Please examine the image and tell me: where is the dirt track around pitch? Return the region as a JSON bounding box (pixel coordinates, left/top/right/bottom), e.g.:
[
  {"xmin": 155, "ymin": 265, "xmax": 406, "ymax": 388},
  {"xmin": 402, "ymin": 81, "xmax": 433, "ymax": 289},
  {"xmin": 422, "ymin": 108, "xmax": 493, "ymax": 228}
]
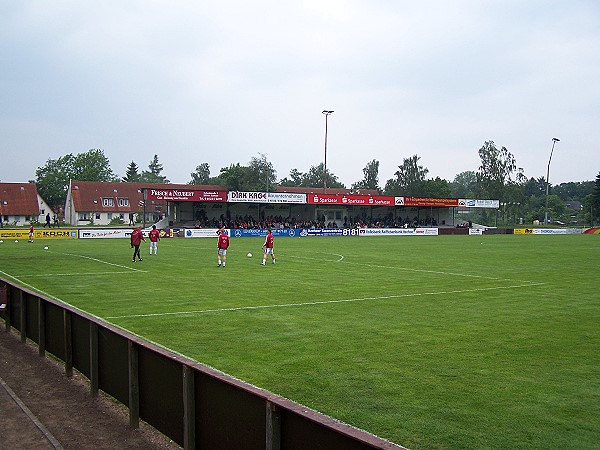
[{"xmin": 0, "ymin": 326, "xmax": 181, "ymax": 450}]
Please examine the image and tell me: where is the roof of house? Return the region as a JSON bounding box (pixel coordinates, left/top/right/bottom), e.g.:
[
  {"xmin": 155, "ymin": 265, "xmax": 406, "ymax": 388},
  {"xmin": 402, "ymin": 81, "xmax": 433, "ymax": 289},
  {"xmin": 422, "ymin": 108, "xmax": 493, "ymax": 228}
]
[
  {"xmin": 275, "ymin": 186, "xmax": 380, "ymax": 196},
  {"xmin": 0, "ymin": 182, "xmax": 41, "ymax": 216},
  {"xmin": 68, "ymin": 181, "xmax": 227, "ymax": 212}
]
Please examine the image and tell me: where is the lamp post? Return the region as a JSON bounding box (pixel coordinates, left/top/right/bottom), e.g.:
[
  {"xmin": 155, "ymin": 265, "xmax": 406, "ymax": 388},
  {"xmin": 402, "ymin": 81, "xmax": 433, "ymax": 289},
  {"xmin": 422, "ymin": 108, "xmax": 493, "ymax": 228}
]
[
  {"xmin": 322, "ymin": 110, "xmax": 334, "ymax": 190},
  {"xmin": 544, "ymin": 137, "xmax": 560, "ymax": 225}
]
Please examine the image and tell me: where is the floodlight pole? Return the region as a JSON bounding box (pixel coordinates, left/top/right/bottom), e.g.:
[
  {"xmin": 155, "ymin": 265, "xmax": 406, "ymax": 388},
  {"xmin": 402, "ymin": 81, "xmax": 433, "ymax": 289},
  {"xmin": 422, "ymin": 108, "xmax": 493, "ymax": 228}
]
[
  {"xmin": 322, "ymin": 110, "xmax": 334, "ymax": 191},
  {"xmin": 544, "ymin": 138, "xmax": 560, "ymax": 225}
]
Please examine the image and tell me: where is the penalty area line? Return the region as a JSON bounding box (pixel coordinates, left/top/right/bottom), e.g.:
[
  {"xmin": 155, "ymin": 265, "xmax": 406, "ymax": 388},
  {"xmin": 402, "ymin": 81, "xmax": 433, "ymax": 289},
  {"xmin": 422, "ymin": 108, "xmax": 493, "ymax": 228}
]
[
  {"xmin": 16, "ymin": 271, "xmax": 147, "ymax": 277},
  {"xmin": 54, "ymin": 252, "xmax": 143, "ymax": 272},
  {"xmin": 106, "ymin": 282, "xmax": 545, "ymax": 319}
]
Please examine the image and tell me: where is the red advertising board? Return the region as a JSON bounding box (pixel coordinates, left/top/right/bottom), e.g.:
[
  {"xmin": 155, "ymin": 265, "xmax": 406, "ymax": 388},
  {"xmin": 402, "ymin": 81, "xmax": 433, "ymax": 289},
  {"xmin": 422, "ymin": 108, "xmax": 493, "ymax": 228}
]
[
  {"xmin": 145, "ymin": 189, "xmax": 227, "ymax": 202},
  {"xmin": 307, "ymin": 194, "xmax": 395, "ymax": 206}
]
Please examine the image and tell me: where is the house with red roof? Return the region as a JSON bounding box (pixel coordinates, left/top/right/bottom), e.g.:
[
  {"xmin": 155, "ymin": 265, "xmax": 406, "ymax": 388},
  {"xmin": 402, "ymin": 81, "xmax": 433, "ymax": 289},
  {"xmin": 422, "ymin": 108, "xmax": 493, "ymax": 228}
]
[
  {"xmin": 63, "ymin": 180, "xmax": 227, "ymax": 226},
  {"xmin": 64, "ymin": 181, "xmax": 166, "ymax": 226},
  {"xmin": 0, "ymin": 182, "xmax": 54, "ymax": 227}
]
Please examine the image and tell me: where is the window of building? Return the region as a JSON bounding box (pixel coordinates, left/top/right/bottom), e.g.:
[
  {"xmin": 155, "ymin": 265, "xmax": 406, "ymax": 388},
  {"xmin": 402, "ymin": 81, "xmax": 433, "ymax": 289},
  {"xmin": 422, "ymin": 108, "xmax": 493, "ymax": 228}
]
[
  {"xmin": 79, "ymin": 213, "xmax": 89, "ymax": 221},
  {"xmin": 95, "ymin": 213, "xmax": 101, "ymax": 220},
  {"xmin": 117, "ymin": 197, "xmax": 129, "ymax": 207},
  {"xmin": 107, "ymin": 213, "xmax": 113, "ymax": 220},
  {"xmin": 102, "ymin": 197, "xmax": 114, "ymax": 207}
]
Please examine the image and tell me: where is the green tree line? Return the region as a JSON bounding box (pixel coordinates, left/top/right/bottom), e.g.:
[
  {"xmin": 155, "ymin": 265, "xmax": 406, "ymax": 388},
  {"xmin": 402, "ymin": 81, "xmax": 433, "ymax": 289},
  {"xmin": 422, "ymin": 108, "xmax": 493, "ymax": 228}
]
[{"xmin": 28, "ymin": 144, "xmax": 600, "ymax": 226}]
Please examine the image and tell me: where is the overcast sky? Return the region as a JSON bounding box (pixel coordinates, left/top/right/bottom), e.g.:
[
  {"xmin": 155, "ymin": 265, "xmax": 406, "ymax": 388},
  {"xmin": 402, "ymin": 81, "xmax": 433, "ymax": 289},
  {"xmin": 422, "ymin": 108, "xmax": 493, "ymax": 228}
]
[{"xmin": 1, "ymin": 1, "xmax": 599, "ymax": 189}]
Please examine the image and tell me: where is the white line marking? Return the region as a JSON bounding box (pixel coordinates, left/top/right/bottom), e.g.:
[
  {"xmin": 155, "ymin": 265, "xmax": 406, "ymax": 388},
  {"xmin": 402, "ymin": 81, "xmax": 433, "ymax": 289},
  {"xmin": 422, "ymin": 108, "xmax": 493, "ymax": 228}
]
[
  {"xmin": 289, "ymin": 254, "xmax": 345, "ymax": 263},
  {"xmin": 17, "ymin": 271, "xmax": 144, "ymax": 277},
  {"xmin": 289, "ymin": 255, "xmax": 514, "ymax": 281},
  {"xmin": 57, "ymin": 252, "xmax": 143, "ymax": 272},
  {"xmin": 0, "ymin": 270, "xmax": 67, "ymax": 303},
  {"xmin": 106, "ymin": 282, "xmax": 545, "ymax": 319}
]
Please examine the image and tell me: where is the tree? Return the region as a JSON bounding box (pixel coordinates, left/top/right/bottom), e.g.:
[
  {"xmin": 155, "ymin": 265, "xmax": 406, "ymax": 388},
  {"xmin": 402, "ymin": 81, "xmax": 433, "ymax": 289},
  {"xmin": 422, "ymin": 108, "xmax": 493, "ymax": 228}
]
[
  {"xmin": 383, "ymin": 155, "xmax": 428, "ymax": 196},
  {"xmin": 419, "ymin": 177, "xmax": 452, "ymax": 198},
  {"xmin": 450, "ymin": 171, "xmax": 477, "ymax": 198},
  {"xmin": 140, "ymin": 155, "xmax": 170, "ymax": 184},
  {"xmin": 591, "ymin": 171, "xmax": 600, "ymax": 223},
  {"xmin": 476, "ymin": 141, "xmax": 523, "ymax": 201},
  {"xmin": 72, "ymin": 150, "xmax": 117, "ymax": 182},
  {"xmin": 123, "ymin": 161, "xmax": 141, "ymax": 182},
  {"xmin": 189, "ymin": 163, "xmax": 211, "ymax": 185},
  {"xmin": 216, "ymin": 163, "xmax": 252, "ymax": 191},
  {"xmin": 552, "ymin": 181, "xmax": 595, "ymax": 201},
  {"xmin": 304, "ymin": 163, "xmax": 345, "ymax": 188},
  {"xmin": 279, "ymin": 169, "xmax": 304, "ymax": 187},
  {"xmin": 248, "ymin": 153, "xmax": 276, "ymax": 192},
  {"xmin": 351, "ymin": 159, "xmax": 379, "ymax": 192},
  {"xmin": 36, "ymin": 149, "xmax": 117, "ymax": 207},
  {"xmin": 277, "ymin": 165, "xmax": 344, "ymax": 189},
  {"xmin": 36, "ymin": 154, "xmax": 75, "ymax": 207}
]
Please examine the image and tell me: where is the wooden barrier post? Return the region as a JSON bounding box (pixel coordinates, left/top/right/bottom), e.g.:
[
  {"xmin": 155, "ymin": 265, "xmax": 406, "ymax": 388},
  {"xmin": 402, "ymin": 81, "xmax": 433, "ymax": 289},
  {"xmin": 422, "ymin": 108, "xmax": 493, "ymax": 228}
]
[
  {"xmin": 183, "ymin": 365, "xmax": 196, "ymax": 450},
  {"xmin": 38, "ymin": 298, "xmax": 45, "ymax": 357},
  {"xmin": 266, "ymin": 400, "xmax": 281, "ymax": 450},
  {"xmin": 63, "ymin": 310, "xmax": 73, "ymax": 378},
  {"xmin": 19, "ymin": 290, "xmax": 26, "ymax": 342},
  {"xmin": 89, "ymin": 322, "xmax": 99, "ymax": 397}
]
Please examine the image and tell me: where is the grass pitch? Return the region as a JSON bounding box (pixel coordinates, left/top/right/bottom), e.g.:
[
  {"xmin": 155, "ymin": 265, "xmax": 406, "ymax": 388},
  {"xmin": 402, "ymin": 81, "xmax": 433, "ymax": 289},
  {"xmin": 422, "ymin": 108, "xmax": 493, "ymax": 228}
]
[{"xmin": 1, "ymin": 234, "xmax": 599, "ymax": 449}]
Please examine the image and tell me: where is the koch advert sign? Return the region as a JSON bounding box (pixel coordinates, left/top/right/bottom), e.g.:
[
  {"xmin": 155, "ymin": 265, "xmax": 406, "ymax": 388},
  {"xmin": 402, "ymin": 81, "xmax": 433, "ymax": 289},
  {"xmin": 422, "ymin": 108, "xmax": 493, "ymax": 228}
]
[
  {"xmin": 307, "ymin": 194, "xmax": 395, "ymax": 206},
  {"xmin": 146, "ymin": 189, "xmax": 227, "ymax": 202}
]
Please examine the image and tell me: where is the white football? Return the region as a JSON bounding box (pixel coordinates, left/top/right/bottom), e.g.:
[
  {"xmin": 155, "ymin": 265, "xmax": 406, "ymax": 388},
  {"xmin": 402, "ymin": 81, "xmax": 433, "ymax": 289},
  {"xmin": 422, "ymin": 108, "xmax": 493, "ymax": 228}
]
[
  {"xmin": 44, "ymin": 246, "xmax": 49, "ymax": 250},
  {"xmin": 14, "ymin": 240, "xmax": 18, "ymax": 243},
  {"xmin": 0, "ymin": 240, "xmax": 3, "ymax": 243},
  {"xmin": 247, "ymin": 252, "xmax": 252, "ymax": 257}
]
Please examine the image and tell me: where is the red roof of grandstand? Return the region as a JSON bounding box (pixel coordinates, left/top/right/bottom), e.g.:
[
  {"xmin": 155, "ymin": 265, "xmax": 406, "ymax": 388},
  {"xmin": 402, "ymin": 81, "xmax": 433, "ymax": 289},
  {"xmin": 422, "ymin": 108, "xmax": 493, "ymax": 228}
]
[{"xmin": 0, "ymin": 182, "xmax": 40, "ymax": 215}]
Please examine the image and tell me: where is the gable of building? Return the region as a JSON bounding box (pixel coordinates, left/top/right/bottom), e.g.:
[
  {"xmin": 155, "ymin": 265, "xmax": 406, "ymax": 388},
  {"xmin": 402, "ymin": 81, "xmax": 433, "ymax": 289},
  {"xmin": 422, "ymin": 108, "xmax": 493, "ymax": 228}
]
[{"xmin": 0, "ymin": 182, "xmax": 41, "ymax": 216}]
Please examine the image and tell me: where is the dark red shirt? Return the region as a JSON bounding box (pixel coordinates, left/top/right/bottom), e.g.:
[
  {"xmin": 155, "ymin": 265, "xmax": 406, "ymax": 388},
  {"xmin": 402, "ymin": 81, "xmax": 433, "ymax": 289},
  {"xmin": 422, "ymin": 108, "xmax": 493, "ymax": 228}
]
[
  {"xmin": 131, "ymin": 229, "xmax": 144, "ymax": 246},
  {"xmin": 217, "ymin": 233, "xmax": 229, "ymax": 250},
  {"xmin": 264, "ymin": 233, "xmax": 274, "ymax": 248},
  {"xmin": 149, "ymin": 229, "xmax": 160, "ymax": 242}
]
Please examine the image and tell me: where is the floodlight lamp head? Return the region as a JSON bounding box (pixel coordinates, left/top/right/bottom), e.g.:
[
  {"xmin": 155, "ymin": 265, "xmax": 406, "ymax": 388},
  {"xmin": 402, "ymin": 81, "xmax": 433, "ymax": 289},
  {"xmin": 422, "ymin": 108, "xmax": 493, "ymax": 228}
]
[
  {"xmin": 552, "ymin": 137, "xmax": 560, "ymax": 142},
  {"xmin": 322, "ymin": 110, "xmax": 334, "ymax": 115}
]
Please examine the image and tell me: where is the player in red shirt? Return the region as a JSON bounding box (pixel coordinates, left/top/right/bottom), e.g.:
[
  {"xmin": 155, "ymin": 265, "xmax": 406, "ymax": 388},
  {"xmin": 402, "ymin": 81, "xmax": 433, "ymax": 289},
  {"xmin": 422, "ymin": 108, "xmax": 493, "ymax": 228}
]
[
  {"xmin": 217, "ymin": 227, "xmax": 229, "ymax": 267},
  {"xmin": 261, "ymin": 228, "xmax": 275, "ymax": 265},
  {"xmin": 130, "ymin": 226, "xmax": 145, "ymax": 262},
  {"xmin": 28, "ymin": 223, "xmax": 34, "ymax": 243},
  {"xmin": 148, "ymin": 225, "xmax": 160, "ymax": 255}
]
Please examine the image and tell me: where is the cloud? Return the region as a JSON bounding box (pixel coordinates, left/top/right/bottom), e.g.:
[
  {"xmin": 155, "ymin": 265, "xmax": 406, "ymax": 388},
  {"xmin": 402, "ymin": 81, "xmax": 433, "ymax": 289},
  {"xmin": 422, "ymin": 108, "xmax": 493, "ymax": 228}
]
[{"xmin": 1, "ymin": 1, "xmax": 599, "ymax": 187}]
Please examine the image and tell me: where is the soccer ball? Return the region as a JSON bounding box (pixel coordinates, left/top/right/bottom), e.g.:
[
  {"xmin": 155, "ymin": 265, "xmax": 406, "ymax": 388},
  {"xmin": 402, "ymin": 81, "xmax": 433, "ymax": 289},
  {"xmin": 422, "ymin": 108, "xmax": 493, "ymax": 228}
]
[
  {"xmin": 247, "ymin": 252, "xmax": 253, "ymax": 258},
  {"xmin": 0, "ymin": 240, "xmax": 3, "ymax": 244},
  {"xmin": 44, "ymin": 246, "xmax": 49, "ymax": 250},
  {"xmin": 14, "ymin": 240, "xmax": 18, "ymax": 243}
]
